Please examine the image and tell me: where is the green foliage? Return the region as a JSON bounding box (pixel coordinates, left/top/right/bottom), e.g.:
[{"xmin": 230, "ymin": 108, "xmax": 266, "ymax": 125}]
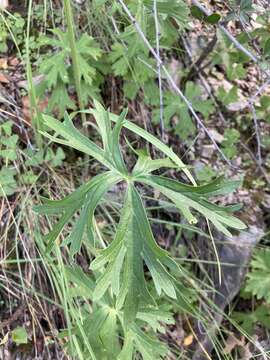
[
  {"xmin": 256, "ymin": 95, "xmax": 270, "ymax": 123},
  {"xmin": 37, "ymin": 29, "xmax": 102, "ymax": 116},
  {"xmin": 195, "ymin": 165, "xmax": 217, "ymax": 183},
  {"xmin": 233, "ymin": 305, "xmax": 270, "ymax": 335},
  {"xmin": 11, "ymin": 327, "xmax": 28, "ymax": 345},
  {"xmin": 61, "ymin": 265, "xmax": 174, "ymax": 360},
  {"xmin": 245, "ymin": 249, "xmax": 270, "ymax": 303},
  {"xmin": 0, "ymin": 167, "xmax": 17, "ymax": 197},
  {"xmin": 0, "ymin": 12, "xmax": 25, "ymax": 53},
  {"xmin": 0, "ymin": 121, "xmax": 18, "ymax": 162},
  {"xmin": 227, "ymin": 63, "xmax": 246, "ymax": 81},
  {"xmin": 217, "ymin": 86, "xmax": 239, "ymax": 106},
  {"xmin": 0, "ymin": 121, "xmax": 18, "ymax": 196},
  {"xmin": 107, "ymin": 0, "xmax": 191, "ymax": 134},
  {"xmin": 226, "ymin": 0, "xmax": 254, "ymax": 23},
  {"xmin": 221, "ymin": 128, "xmax": 240, "ymax": 159},
  {"xmin": 5, "ymin": 1, "xmax": 270, "ymax": 357},
  {"xmin": 212, "ymin": 30, "xmax": 250, "ymax": 83},
  {"xmin": 24, "ymin": 147, "xmax": 65, "ymax": 167},
  {"xmin": 0, "ymin": 119, "xmax": 66, "ymax": 195},
  {"xmin": 160, "ymin": 82, "xmax": 214, "ymax": 140},
  {"xmin": 191, "ymin": 5, "xmax": 221, "ymax": 24},
  {"xmin": 34, "ymin": 102, "xmax": 246, "ymax": 359}
]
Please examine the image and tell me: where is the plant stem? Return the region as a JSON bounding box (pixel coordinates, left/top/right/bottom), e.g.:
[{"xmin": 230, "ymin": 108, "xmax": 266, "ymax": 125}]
[
  {"xmin": 63, "ymin": 0, "xmax": 87, "ymax": 128},
  {"xmin": 63, "ymin": 0, "xmax": 89, "ymax": 178},
  {"xmin": 26, "ymin": 0, "xmax": 43, "ymax": 149}
]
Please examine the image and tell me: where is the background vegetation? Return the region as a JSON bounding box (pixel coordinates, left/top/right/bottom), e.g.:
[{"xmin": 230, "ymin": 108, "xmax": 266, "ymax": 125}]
[{"xmin": 0, "ymin": 0, "xmax": 270, "ymax": 359}]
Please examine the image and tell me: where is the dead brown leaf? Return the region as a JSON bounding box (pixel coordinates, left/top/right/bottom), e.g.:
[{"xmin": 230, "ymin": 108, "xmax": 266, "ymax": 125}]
[
  {"xmin": 9, "ymin": 57, "xmax": 20, "ymax": 67},
  {"xmin": 0, "ymin": 58, "xmax": 8, "ymax": 70},
  {"xmin": 0, "ymin": 72, "xmax": 9, "ymax": 83},
  {"xmin": 224, "ymin": 334, "xmax": 253, "ymax": 360},
  {"xmin": 183, "ymin": 334, "xmax": 194, "ymax": 346},
  {"xmin": 22, "ymin": 96, "xmax": 49, "ymax": 124},
  {"xmin": 224, "ymin": 334, "xmax": 244, "ymax": 354}
]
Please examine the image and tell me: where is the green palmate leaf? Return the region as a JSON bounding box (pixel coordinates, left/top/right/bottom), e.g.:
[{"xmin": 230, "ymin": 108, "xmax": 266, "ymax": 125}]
[
  {"xmin": 0, "ymin": 134, "xmax": 18, "ymax": 162},
  {"xmin": 132, "ymin": 149, "xmax": 176, "ymax": 176},
  {"xmin": 119, "ymin": 324, "xmax": 168, "ymax": 360},
  {"xmin": 137, "ymin": 174, "xmax": 241, "ymax": 197},
  {"xmin": 42, "ymin": 105, "xmax": 129, "ymax": 175},
  {"xmin": 217, "ymin": 86, "xmax": 239, "ymax": 106},
  {"xmin": 47, "ymin": 83, "xmax": 76, "ymax": 117},
  {"xmin": 227, "ymin": 63, "xmax": 246, "ymax": 81},
  {"xmin": 138, "ymin": 175, "xmax": 246, "ymax": 236},
  {"xmin": 40, "ymin": 51, "xmax": 69, "ymax": 88},
  {"xmin": 133, "ymin": 324, "xmax": 167, "ymax": 360},
  {"xmin": 82, "ymin": 306, "xmax": 121, "ymax": 359},
  {"xmin": 142, "ymin": 0, "xmax": 189, "ymax": 30},
  {"xmin": 109, "ymin": 43, "xmax": 130, "ymax": 77},
  {"xmin": 0, "ymin": 120, "xmax": 12, "ymax": 136},
  {"xmin": 0, "ymin": 167, "xmax": 17, "ymax": 197},
  {"xmin": 137, "ymin": 307, "xmax": 174, "ymax": 333},
  {"xmin": 233, "ymin": 305, "xmax": 270, "ymax": 335},
  {"xmin": 72, "ymin": 102, "xmax": 195, "ymax": 183},
  {"xmin": 221, "ymin": 128, "xmax": 240, "ymax": 159},
  {"xmin": 37, "ymin": 100, "xmax": 247, "ymax": 359},
  {"xmin": 162, "ymin": 81, "xmax": 214, "ymax": 140},
  {"xmin": 34, "ymin": 171, "xmax": 121, "ymax": 253},
  {"xmin": 92, "ymin": 100, "xmax": 128, "ymax": 174},
  {"xmin": 91, "ymin": 184, "xmax": 177, "ymax": 324},
  {"xmin": 65, "ymin": 265, "xmax": 172, "ymax": 360},
  {"xmin": 41, "ymin": 112, "xmax": 112, "ymax": 169},
  {"xmin": 91, "ymin": 186, "xmax": 152, "ymax": 320},
  {"xmin": 245, "ymin": 249, "xmax": 270, "ymax": 303},
  {"xmin": 38, "ymin": 29, "xmax": 102, "ymax": 115},
  {"xmin": 107, "ymin": 111, "xmax": 196, "ymax": 185}
]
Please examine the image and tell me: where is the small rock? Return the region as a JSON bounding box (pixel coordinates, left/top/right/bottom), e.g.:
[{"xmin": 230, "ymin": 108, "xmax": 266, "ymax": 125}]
[
  {"xmin": 201, "ymin": 144, "xmax": 215, "ymax": 158},
  {"xmin": 227, "ymin": 100, "xmax": 248, "ymax": 112},
  {"xmin": 208, "ymin": 129, "xmax": 224, "ymax": 143}
]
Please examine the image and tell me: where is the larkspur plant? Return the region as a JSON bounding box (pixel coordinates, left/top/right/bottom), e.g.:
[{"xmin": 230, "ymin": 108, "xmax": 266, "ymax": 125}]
[
  {"xmin": 34, "ymin": 101, "xmax": 246, "ymax": 359},
  {"xmin": 37, "ymin": 29, "xmax": 102, "ymax": 116}
]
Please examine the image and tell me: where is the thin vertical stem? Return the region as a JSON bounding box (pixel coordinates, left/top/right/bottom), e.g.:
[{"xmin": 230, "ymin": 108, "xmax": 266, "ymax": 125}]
[
  {"xmin": 63, "ymin": 0, "xmax": 86, "ymax": 128},
  {"xmin": 26, "ymin": 0, "xmax": 43, "ymax": 149},
  {"xmin": 153, "ymin": 0, "xmax": 164, "ymax": 140}
]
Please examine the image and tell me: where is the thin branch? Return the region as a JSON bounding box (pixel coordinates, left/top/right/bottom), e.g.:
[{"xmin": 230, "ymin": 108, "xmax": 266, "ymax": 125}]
[
  {"xmin": 250, "ymin": 78, "xmax": 270, "ymax": 103},
  {"xmin": 117, "ymin": 0, "xmax": 232, "ymax": 166},
  {"xmin": 153, "ymin": 0, "xmax": 164, "ymax": 140}
]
